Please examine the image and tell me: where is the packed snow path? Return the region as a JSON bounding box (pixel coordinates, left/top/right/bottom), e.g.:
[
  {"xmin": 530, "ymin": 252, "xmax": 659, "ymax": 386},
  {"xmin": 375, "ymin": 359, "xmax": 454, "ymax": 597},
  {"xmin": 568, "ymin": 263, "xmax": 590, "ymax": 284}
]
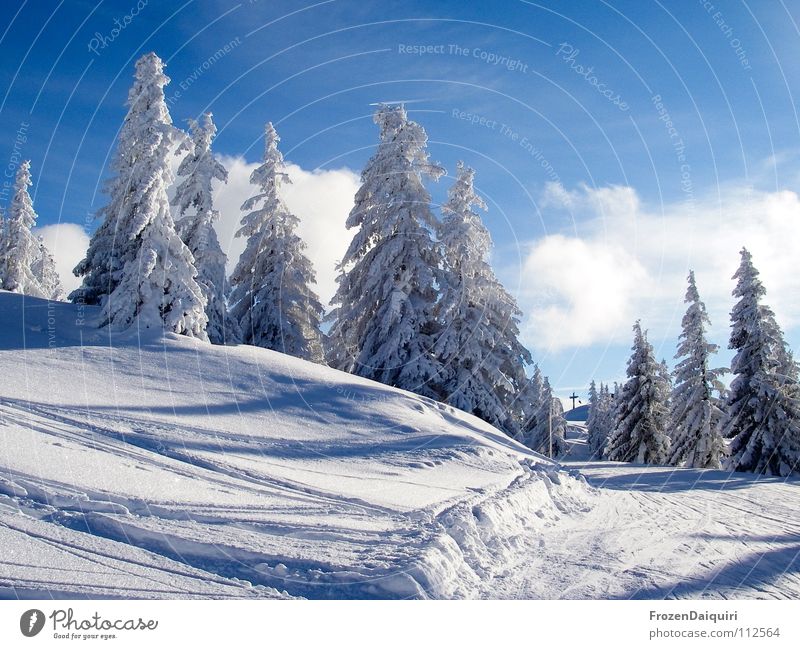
[
  {"xmin": 1, "ymin": 293, "xmax": 799, "ymax": 599},
  {"xmin": 478, "ymin": 428, "xmax": 800, "ymax": 599}
]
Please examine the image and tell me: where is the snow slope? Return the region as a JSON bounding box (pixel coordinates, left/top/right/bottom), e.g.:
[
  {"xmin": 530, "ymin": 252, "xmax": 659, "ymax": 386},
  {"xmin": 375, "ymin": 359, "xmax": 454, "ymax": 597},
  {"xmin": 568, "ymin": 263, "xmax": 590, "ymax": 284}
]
[
  {"xmin": 0, "ymin": 291, "xmax": 590, "ymax": 599},
  {"xmin": 2, "ymin": 291, "xmax": 799, "ymax": 599}
]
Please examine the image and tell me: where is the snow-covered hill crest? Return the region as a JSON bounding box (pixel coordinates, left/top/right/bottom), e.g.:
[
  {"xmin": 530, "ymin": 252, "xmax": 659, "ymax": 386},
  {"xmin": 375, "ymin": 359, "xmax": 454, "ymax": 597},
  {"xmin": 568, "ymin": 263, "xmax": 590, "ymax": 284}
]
[{"xmin": 0, "ymin": 291, "xmax": 593, "ymax": 599}]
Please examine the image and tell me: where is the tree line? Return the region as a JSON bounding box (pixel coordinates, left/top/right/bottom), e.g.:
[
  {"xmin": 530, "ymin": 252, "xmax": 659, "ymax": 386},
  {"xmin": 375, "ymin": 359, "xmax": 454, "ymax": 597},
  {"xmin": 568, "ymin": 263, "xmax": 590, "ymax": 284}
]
[
  {"xmin": 587, "ymin": 257, "xmax": 800, "ymax": 477},
  {"xmin": 0, "ymin": 52, "xmax": 566, "ymax": 455}
]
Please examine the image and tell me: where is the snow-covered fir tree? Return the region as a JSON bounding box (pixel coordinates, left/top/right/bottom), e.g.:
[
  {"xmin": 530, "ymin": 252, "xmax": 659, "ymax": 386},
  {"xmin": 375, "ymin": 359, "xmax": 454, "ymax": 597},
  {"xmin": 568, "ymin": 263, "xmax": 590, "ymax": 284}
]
[
  {"xmin": 0, "ymin": 161, "xmax": 55, "ymax": 299},
  {"xmin": 668, "ymin": 271, "xmax": 726, "ymax": 469},
  {"xmin": 229, "ymin": 122, "xmax": 324, "ymax": 362},
  {"xmin": 31, "ymin": 238, "xmax": 65, "ymax": 301},
  {"xmin": 724, "ymin": 248, "xmax": 800, "ymax": 476},
  {"xmin": 327, "ymin": 104, "xmax": 444, "ymax": 395},
  {"xmin": 171, "ymin": 112, "xmax": 240, "ymax": 344},
  {"xmin": 587, "ymin": 380, "xmax": 615, "ymax": 457},
  {"xmin": 433, "ymin": 161, "xmax": 531, "ymax": 432},
  {"xmin": 520, "ymin": 374, "xmax": 566, "ymax": 458},
  {"xmin": 594, "ymin": 383, "xmax": 617, "ymax": 456},
  {"xmin": 605, "ymin": 321, "xmax": 671, "ymax": 464},
  {"xmin": 72, "ymin": 53, "xmax": 207, "ymax": 337},
  {"xmin": 586, "ymin": 380, "xmax": 600, "ymax": 441},
  {"xmin": 516, "ymin": 365, "xmax": 544, "ymax": 441}
]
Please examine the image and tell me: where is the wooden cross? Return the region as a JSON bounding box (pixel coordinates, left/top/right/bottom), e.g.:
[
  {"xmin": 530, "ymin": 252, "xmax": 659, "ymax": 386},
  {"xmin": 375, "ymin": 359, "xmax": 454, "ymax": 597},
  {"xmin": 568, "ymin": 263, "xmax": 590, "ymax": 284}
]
[{"xmin": 569, "ymin": 392, "xmax": 580, "ymax": 410}]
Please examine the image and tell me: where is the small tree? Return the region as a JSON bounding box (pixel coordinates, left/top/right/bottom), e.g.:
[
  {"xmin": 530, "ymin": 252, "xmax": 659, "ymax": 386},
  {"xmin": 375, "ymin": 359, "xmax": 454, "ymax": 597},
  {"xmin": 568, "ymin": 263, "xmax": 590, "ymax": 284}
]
[
  {"xmin": 31, "ymin": 238, "xmax": 65, "ymax": 301},
  {"xmin": 327, "ymin": 104, "xmax": 444, "ymax": 394},
  {"xmin": 229, "ymin": 122, "xmax": 324, "ymax": 362},
  {"xmin": 1, "ymin": 161, "xmax": 52, "ymax": 298},
  {"xmin": 724, "ymin": 248, "xmax": 800, "ymax": 476},
  {"xmin": 433, "ymin": 162, "xmax": 530, "ymax": 432},
  {"xmin": 172, "ymin": 112, "xmax": 240, "ymax": 344},
  {"xmin": 605, "ymin": 322, "xmax": 671, "ymax": 464},
  {"xmin": 587, "ymin": 381, "xmax": 615, "ymax": 458},
  {"xmin": 668, "ymin": 272, "xmax": 726, "ymax": 468},
  {"xmin": 520, "ymin": 371, "xmax": 566, "ymax": 458}
]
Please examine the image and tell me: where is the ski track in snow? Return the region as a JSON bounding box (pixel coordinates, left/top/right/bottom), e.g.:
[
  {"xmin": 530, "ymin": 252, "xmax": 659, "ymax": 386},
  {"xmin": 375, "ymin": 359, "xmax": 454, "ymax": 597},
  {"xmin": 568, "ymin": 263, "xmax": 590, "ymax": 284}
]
[{"xmin": 1, "ymin": 293, "xmax": 799, "ymax": 599}]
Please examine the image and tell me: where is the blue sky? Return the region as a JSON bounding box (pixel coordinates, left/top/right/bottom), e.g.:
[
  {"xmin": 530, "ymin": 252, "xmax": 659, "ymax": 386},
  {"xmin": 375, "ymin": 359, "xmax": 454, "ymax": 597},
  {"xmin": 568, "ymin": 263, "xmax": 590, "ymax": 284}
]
[{"xmin": 2, "ymin": 0, "xmax": 800, "ymax": 403}]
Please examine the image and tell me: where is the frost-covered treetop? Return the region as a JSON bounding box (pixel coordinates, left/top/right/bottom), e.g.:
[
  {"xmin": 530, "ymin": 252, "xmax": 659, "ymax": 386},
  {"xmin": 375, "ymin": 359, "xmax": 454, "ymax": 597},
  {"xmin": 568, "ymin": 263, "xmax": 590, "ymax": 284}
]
[
  {"xmin": 10, "ymin": 160, "xmax": 34, "ymax": 228},
  {"xmin": 238, "ymin": 122, "xmax": 292, "ymax": 237},
  {"xmin": 173, "ymin": 112, "xmax": 228, "ymax": 221},
  {"xmin": 343, "ymin": 103, "xmax": 444, "ymax": 260},
  {"xmin": 440, "ymin": 161, "xmax": 489, "ymax": 265}
]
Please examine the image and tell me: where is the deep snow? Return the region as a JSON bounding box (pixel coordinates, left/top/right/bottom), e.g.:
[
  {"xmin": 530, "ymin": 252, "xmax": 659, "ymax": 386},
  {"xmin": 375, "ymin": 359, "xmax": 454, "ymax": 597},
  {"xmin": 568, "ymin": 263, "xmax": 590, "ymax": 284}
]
[
  {"xmin": 1, "ymin": 291, "xmax": 798, "ymax": 599},
  {"xmin": 0, "ymin": 291, "xmax": 590, "ymax": 599}
]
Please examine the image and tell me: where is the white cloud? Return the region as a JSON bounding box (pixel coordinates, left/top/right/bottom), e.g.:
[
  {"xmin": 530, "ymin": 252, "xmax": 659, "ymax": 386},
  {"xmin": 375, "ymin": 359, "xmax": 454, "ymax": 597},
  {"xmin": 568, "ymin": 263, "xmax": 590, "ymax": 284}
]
[
  {"xmin": 213, "ymin": 155, "xmax": 359, "ymax": 306},
  {"xmin": 34, "ymin": 223, "xmax": 90, "ymax": 296},
  {"xmin": 521, "ymin": 182, "xmax": 800, "ymax": 352}
]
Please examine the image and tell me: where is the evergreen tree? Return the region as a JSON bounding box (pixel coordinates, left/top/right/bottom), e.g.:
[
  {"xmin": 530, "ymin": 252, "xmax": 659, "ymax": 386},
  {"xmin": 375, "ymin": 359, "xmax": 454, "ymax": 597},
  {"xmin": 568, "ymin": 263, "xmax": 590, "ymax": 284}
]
[
  {"xmin": 1, "ymin": 161, "xmax": 50, "ymax": 298},
  {"xmin": 521, "ymin": 376, "xmax": 566, "ymax": 458},
  {"xmin": 586, "ymin": 380, "xmax": 600, "ymax": 443},
  {"xmin": 516, "ymin": 365, "xmax": 544, "ymax": 441},
  {"xmin": 327, "ymin": 104, "xmax": 444, "ymax": 394},
  {"xmin": 587, "ymin": 380, "xmax": 615, "ymax": 457},
  {"xmin": 606, "ymin": 322, "xmax": 671, "ymax": 464},
  {"xmin": 433, "ymin": 161, "xmax": 531, "ymax": 431},
  {"xmin": 31, "ymin": 237, "xmax": 65, "ymax": 301},
  {"xmin": 229, "ymin": 122, "xmax": 324, "ymax": 362},
  {"xmin": 72, "ymin": 53, "xmax": 207, "ymax": 337},
  {"xmin": 172, "ymin": 112, "xmax": 240, "ymax": 344},
  {"xmin": 724, "ymin": 248, "xmax": 800, "ymax": 476},
  {"xmin": 668, "ymin": 272, "xmax": 726, "ymax": 468}
]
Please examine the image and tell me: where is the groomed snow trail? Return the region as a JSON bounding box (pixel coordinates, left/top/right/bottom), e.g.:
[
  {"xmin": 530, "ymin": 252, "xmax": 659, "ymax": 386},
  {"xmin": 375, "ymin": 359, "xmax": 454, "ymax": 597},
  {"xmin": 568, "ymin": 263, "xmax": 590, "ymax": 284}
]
[{"xmin": 479, "ymin": 430, "xmax": 800, "ymax": 599}]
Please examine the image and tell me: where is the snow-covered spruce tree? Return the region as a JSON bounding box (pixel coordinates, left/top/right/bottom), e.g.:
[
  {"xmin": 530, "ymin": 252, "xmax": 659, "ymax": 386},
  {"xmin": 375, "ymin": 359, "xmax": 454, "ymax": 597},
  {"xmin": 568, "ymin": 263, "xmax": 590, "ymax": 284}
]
[
  {"xmin": 521, "ymin": 375, "xmax": 566, "ymax": 458},
  {"xmin": 171, "ymin": 112, "xmax": 240, "ymax": 344},
  {"xmin": 516, "ymin": 364, "xmax": 544, "ymax": 442},
  {"xmin": 605, "ymin": 321, "xmax": 671, "ymax": 464},
  {"xmin": 1, "ymin": 161, "xmax": 48, "ymax": 298},
  {"xmin": 229, "ymin": 122, "xmax": 324, "ymax": 362},
  {"xmin": 668, "ymin": 271, "xmax": 726, "ymax": 468},
  {"xmin": 586, "ymin": 380, "xmax": 600, "ymax": 443},
  {"xmin": 724, "ymin": 248, "xmax": 800, "ymax": 476},
  {"xmin": 327, "ymin": 104, "xmax": 444, "ymax": 395},
  {"xmin": 72, "ymin": 53, "xmax": 207, "ymax": 337},
  {"xmin": 31, "ymin": 238, "xmax": 65, "ymax": 301},
  {"xmin": 595, "ymin": 383, "xmax": 617, "ymax": 456},
  {"xmin": 433, "ymin": 161, "xmax": 531, "ymax": 431},
  {"xmin": 587, "ymin": 381, "xmax": 614, "ymax": 457}
]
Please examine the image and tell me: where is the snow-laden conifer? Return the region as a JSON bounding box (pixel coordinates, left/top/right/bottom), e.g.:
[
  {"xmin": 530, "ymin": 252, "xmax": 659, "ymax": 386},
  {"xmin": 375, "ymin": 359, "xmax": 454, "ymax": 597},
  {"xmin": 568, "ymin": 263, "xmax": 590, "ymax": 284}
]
[
  {"xmin": 327, "ymin": 104, "xmax": 444, "ymax": 394},
  {"xmin": 433, "ymin": 162, "xmax": 530, "ymax": 431},
  {"xmin": 229, "ymin": 122, "xmax": 324, "ymax": 362},
  {"xmin": 605, "ymin": 322, "xmax": 671, "ymax": 464},
  {"xmin": 521, "ymin": 375, "xmax": 566, "ymax": 458},
  {"xmin": 172, "ymin": 112, "xmax": 240, "ymax": 344},
  {"xmin": 72, "ymin": 53, "xmax": 207, "ymax": 337},
  {"xmin": 587, "ymin": 381, "xmax": 615, "ymax": 457},
  {"xmin": 724, "ymin": 249, "xmax": 800, "ymax": 476},
  {"xmin": 1, "ymin": 161, "xmax": 51, "ymax": 298},
  {"xmin": 668, "ymin": 272, "xmax": 726, "ymax": 468},
  {"xmin": 31, "ymin": 238, "xmax": 65, "ymax": 301}
]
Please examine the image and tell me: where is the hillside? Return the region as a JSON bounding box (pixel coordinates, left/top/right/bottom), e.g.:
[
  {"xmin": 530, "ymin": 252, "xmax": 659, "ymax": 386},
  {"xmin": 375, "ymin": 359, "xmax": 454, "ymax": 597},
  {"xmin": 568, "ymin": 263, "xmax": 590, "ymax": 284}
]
[
  {"xmin": 2, "ymin": 291, "xmax": 799, "ymax": 599},
  {"xmin": 0, "ymin": 291, "xmax": 591, "ymax": 599}
]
